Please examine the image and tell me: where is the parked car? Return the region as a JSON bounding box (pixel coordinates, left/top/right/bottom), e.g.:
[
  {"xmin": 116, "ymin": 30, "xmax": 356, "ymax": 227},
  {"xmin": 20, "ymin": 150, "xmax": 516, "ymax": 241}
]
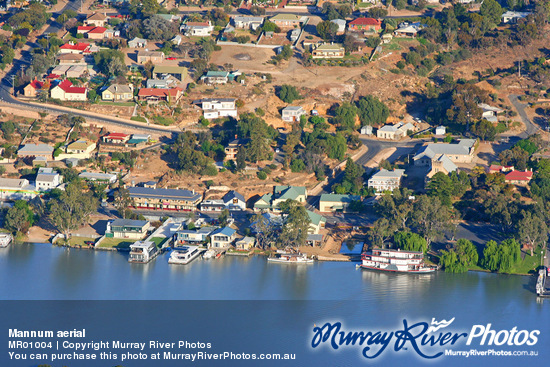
[{"xmin": 166, "ymin": 57, "xmax": 177, "ymax": 60}]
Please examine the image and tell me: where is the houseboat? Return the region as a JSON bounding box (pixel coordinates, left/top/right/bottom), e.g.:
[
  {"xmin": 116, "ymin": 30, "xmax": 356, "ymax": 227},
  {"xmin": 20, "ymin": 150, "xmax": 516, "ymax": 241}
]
[
  {"xmin": 0, "ymin": 233, "xmax": 13, "ymax": 248},
  {"xmin": 267, "ymin": 251, "xmax": 314, "ymax": 264},
  {"xmin": 360, "ymin": 248, "xmax": 436, "ymax": 273},
  {"xmin": 168, "ymin": 246, "xmax": 204, "ymax": 265},
  {"xmin": 128, "ymin": 240, "xmax": 159, "ymax": 264}
]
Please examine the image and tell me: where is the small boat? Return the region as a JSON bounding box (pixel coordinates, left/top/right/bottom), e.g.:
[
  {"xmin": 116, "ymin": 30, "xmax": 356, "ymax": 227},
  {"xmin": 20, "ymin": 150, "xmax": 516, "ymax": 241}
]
[
  {"xmin": 267, "ymin": 252, "xmax": 314, "ymax": 264},
  {"xmin": 0, "ymin": 233, "xmax": 13, "ymax": 248},
  {"xmin": 360, "ymin": 248, "xmax": 436, "ymax": 273},
  {"xmin": 168, "ymin": 246, "xmax": 204, "ymax": 265},
  {"xmin": 203, "ymin": 249, "xmax": 216, "ymax": 259}
]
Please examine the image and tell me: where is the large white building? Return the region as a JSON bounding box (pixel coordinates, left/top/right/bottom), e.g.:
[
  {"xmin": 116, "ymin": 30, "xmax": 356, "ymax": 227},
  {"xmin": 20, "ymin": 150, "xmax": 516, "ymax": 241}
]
[
  {"xmin": 35, "ymin": 168, "xmax": 63, "ymax": 191},
  {"xmin": 193, "ymin": 98, "xmax": 238, "ymax": 119},
  {"xmin": 367, "ymin": 169, "xmax": 405, "ymax": 193},
  {"xmin": 0, "ymin": 178, "xmax": 38, "ymax": 200}
]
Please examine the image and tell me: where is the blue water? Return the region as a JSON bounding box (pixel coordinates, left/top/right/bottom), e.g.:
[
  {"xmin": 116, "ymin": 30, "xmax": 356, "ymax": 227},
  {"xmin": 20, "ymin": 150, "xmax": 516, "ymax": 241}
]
[{"xmin": 0, "ymin": 244, "xmax": 548, "ymax": 367}]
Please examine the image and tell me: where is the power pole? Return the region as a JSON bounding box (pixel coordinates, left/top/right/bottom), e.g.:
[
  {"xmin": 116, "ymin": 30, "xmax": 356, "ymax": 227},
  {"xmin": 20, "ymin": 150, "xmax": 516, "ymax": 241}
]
[{"xmin": 518, "ymin": 60, "xmax": 521, "ymax": 78}]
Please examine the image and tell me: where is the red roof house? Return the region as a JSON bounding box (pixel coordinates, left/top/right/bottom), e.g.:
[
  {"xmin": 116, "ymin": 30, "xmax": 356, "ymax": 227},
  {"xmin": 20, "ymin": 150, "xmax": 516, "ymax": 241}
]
[
  {"xmin": 59, "ymin": 42, "xmax": 91, "ymax": 54},
  {"xmin": 23, "ymin": 79, "xmax": 44, "ymax": 98},
  {"xmin": 103, "ymin": 133, "xmax": 130, "ymax": 144},
  {"xmin": 137, "ymin": 88, "xmax": 183, "ymax": 103},
  {"xmin": 348, "ymin": 17, "xmax": 382, "ymax": 32},
  {"xmin": 77, "ymin": 26, "xmax": 95, "ymax": 33},
  {"xmin": 504, "ymin": 170, "xmax": 533, "ymax": 185},
  {"xmin": 50, "ymin": 80, "xmax": 87, "ymax": 101}
]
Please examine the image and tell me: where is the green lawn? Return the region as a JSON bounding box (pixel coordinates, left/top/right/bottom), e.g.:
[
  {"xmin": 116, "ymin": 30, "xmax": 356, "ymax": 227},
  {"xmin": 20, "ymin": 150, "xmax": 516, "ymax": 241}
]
[
  {"xmin": 97, "ymin": 237, "xmax": 134, "ymax": 249},
  {"xmin": 510, "ymin": 250, "xmax": 544, "ymax": 275},
  {"xmin": 68, "ymin": 236, "xmax": 97, "ymax": 247},
  {"xmin": 149, "ymin": 237, "xmax": 169, "ymax": 248},
  {"xmin": 152, "ymin": 116, "xmax": 175, "ymax": 126}
]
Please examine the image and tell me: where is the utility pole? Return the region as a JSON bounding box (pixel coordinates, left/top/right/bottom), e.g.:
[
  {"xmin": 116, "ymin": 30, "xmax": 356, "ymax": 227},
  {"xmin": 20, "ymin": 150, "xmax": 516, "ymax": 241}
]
[{"xmin": 518, "ymin": 60, "xmax": 521, "ymax": 78}]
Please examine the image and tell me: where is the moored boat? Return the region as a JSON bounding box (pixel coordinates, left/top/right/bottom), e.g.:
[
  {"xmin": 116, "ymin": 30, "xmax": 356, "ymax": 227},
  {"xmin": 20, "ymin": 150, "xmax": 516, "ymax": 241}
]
[
  {"xmin": 0, "ymin": 233, "xmax": 13, "ymax": 248},
  {"xmin": 203, "ymin": 249, "xmax": 216, "ymax": 259},
  {"xmin": 267, "ymin": 252, "xmax": 314, "ymax": 264},
  {"xmin": 360, "ymin": 248, "xmax": 436, "ymax": 273},
  {"xmin": 168, "ymin": 246, "xmax": 204, "ymax": 265}
]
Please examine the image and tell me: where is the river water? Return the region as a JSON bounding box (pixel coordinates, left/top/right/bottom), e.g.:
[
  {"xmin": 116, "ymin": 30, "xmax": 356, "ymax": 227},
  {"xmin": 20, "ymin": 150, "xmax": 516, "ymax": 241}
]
[{"xmin": 0, "ymin": 243, "xmax": 548, "ymax": 367}]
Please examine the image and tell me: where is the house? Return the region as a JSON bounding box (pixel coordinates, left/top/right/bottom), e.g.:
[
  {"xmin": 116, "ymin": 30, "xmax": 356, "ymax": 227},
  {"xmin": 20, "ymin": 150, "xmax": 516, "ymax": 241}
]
[
  {"xmin": 319, "ymin": 194, "xmax": 361, "ymax": 213},
  {"xmin": 128, "ymin": 240, "xmax": 157, "ymax": 263},
  {"xmin": 58, "ymin": 42, "xmax": 91, "ymax": 54},
  {"xmin": 66, "ymin": 140, "xmax": 96, "ymax": 157},
  {"xmin": 157, "ymin": 14, "xmax": 182, "ymax": 22},
  {"xmin": 0, "ymin": 178, "xmax": 38, "ymax": 201},
  {"xmin": 170, "ymin": 35, "xmax": 182, "ymax": 46},
  {"xmin": 200, "ymin": 199, "xmax": 226, "ymax": 212},
  {"xmin": 331, "ymin": 19, "xmax": 346, "ymax": 34},
  {"xmin": 51, "ymin": 65, "xmax": 71, "ymax": 77},
  {"xmin": 17, "ymin": 144, "xmax": 53, "ymax": 160},
  {"xmin": 478, "ymin": 103, "xmax": 504, "ymax": 123},
  {"xmin": 210, "ymin": 227, "xmax": 236, "ymax": 248},
  {"xmin": 394, "ymin": 22, "xmax": 424, "ymax": 38},
  {"xmin": 35, "ymin": 167, "xmax": 62, "ymax": 191},
  {"xmin": 128, "ymin": 37, "xmax": 147, "ymax": 48},
  {"xmin": 85, "ymin": 27, "xmax": 108, "ymax": 40},
  {"xmin": 181, "ymin": 21, "xmax": 214, "ymax": 36},
  {"xmin": 504, "ymin": 170, "xmax": 533, "ymax": 185},
  {"xmin": 128, "ymin": 187, "xmax": 202, "ymax": 211},
  {"xmin": 200, "ymin": 71, "xmax": 230, "ymax": 85},
  {"xmin": 137, "ymin": 51, "xmax": 165, "ymax": 64},
  {"xmin": 381, "ymin": 33, "xmax": 393, "ymax": 44},
  {"xmin": 224, "ymin": 139, "xmax": 244, "ymax": 160},
  {"xmin": 348, "ymin": 17, "xmax": 382, "ymax": 32},
  {"xmin": 33, "ymin": 156, "xmax": 48, "ymax": 167},
  {"xmin": 501, "ymin": 11, "xmax": 530, "ymax": 24},
  {"xmin": 101, "ymin": 84, "xmax": 133, "ymax": 101},
  {"xmin": 137, "ymin": 88, "xmax": 183, "ymax": 104},
  {"xmin": 175, "ymin": 227, "xmax": 215, "ymax": 244},
  {"xmin": 223, "ymin": 190, "xmax": 246, "ymax": 211},
  {"xmin": 435, "ymin": 126, "xmax": 446, "ymax": 136},
  {"xmin": 254, "ymin": 185, "xmax": 307, "ymax": 212},
  {"xmin": 307, "ymin": 210, "xmax": 326, "ymax": 234},
  {"xmin": 281, "ymin": 106, "xmax": 306, "ymax": 122},
  {"xmin": 50, "ymin": 80, "xmax": 86, "ymax": 101},
  {"xmin": 102, "ymin": 132, "xmax": 130, "ymax": 144},
  {"xmin": 311, "ymin": 43, "xmax": 345, "ymax": 59},
  {"xmin": 368, "ymin": 169, "xmax": 405, "ymax": 192},
  {"xmin": 23, "ymin": 79, "xmax": 43, "ymax": 97},
  {"xmin": 377, "ymin": 122, "xmax": 414, "ymax": 140},
  {"xmin": 57, "ymin": 53, "xmax": 86, "ymax": 65},
  {"xmin": 232, "ymin": 16, "xmax": 264, "ymax": 30},
  {"xmin": 84, "ymin": 12, "xmax": 108, "ymax": 27},
  {"xmin": 426, "ymin": 154, "xmax": 458, "ymax": 178},
  {"xmin": 152, "ymin": 65, "xmax": 187, "ymax": 81},
  {"xmin": 79, "ymin": 172, "xmax": 118, "ymax": 183},
  {"xmin": 269, "ymin": 14, "xmax": 305, "ymax": 29},
  {"xmin": 193, "ymin": 98, "xmax": 238, "ymax": 119},
  {"xmin": 146, "ymin": 77, "xmax": 176, "ymax": 89},
  {"xmin": 106, "ymin": 219, "xmax": 150, "ymax": 239},
  {"xmin": 127, "ymin": 134, "xmax": 150, "ymax": 147},
  {"xmin": 413, "ymin": 139, "xmax": 476, "ymax": 165},
  {"xmin": 65, "ymin": 65, "xmax": 87, "ymax": 79},
  {"xmin": 487, "ymin": 165, "xmax": 514, "ymax": 174},
  {"xmin": 235, "ymin": 236, "xmax": 255, "ymax": 250},
  {"xmin": 289, "ymin": 28, "xmax": 300, "ymax": 42},
  {"xmin": 360, "ymin": 125, "xmax": 373, "ymax": 135}
]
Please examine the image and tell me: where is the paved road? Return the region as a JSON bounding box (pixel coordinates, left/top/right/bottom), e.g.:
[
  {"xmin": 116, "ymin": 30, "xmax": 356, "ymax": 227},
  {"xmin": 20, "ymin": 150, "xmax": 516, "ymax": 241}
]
[{"xmin": 509, "ymin": 94, "xmax": 539, "ymax": 138}]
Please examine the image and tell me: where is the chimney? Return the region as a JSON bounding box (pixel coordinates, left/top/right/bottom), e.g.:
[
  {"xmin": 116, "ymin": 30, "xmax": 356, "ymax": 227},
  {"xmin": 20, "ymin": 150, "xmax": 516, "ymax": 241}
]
[{"xmin": 234, "ymin": 134, "xmax": 238, "ymax": 140}]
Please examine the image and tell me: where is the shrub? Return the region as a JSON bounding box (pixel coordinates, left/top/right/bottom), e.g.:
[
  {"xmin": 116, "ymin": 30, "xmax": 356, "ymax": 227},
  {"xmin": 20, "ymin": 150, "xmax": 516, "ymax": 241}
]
[{"xmin": 257, "ymin": 171, "xmax": 267, "ymax": 180}]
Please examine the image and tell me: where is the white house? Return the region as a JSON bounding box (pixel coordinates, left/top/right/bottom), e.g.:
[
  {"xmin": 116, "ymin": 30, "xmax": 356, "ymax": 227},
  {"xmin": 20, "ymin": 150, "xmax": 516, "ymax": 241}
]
[
  {"xmin": 360, "ymin": 125, "xmax": 373, "ymax": 135},
  {"xmin": 223, "ymin": 190, "xmax": 246, "ymax": 211},
  {"xmin": 181, "ymin": 21, "xmax": 214, "ymax": 36},
  {"xmin": 35, "ymin": 167, "xmax": 62, "ymax": 191},
  {"xmin": 0, "ymin": 178, "xmax": 38, "ymax": 200},
  {"xmin": 50, "ymin": 80, "xmax": 86, "ymax": 101},
  {"xmin": 478, "ymin": 103, "xmax": 503, "ymax": 123},
  {"xmin": 232, "ymin": 16, "xmax": 264, "ymax": 30},
  {"xmin": 281, "ymin": 106, "xmax": 306, "ymax": 122},
  {"xmin": 368, "ymin": 169, "xmax": 405, "ymax": 193},
  {"xmin": 377, "ymin": 122, "xmax": 415, "ymax": 140},
  {"xmin": 210, "ymin": 227, "xmax": 237, "ymax": 248},
  {"xmin": 501, "ymin": 11, "xmax": 530, "ymax": 24},
  {"xmin": 193, "ymin": 98, "xmax": 237, "ymax": 119}
]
